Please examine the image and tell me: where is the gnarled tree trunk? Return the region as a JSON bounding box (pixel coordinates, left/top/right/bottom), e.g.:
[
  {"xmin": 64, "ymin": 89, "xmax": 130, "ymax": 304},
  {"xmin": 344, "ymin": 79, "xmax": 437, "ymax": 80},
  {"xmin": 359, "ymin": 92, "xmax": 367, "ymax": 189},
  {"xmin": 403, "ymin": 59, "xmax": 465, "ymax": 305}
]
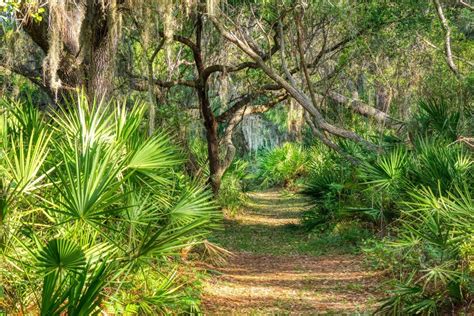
[{"xmin": 20, "ymin": 0, "xmax": 122, "ymax": 102}]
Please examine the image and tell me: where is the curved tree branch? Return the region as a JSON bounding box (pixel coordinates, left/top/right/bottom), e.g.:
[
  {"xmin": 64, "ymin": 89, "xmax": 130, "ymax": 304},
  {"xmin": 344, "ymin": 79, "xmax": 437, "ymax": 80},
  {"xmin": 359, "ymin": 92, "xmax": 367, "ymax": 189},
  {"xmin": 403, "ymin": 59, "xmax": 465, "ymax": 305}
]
[
  {"xmin": 459, "ymin": 0, "xmax": 474, "ymax": 11},
  {"xmin": 210, "ymin": 15, "xmax": 378, "ymax": 151},
  {"xmin": 432, "ymin": 0, "xmax": 461, "ymax": 79}
]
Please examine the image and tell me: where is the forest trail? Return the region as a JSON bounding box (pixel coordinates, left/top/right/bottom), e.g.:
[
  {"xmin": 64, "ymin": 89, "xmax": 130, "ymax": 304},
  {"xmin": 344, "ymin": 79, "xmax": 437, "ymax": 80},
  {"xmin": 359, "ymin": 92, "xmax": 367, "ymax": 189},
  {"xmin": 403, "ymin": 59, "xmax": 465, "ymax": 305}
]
[{"xmin": 201, "ymin": 190, "xmax": 384, "ymax": 315}]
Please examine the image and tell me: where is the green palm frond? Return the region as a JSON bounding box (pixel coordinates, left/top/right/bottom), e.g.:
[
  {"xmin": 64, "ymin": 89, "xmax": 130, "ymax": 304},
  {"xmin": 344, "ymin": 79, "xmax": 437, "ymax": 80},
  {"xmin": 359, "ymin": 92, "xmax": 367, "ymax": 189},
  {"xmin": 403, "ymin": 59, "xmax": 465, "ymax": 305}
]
[
  {"xmin": 415, "ymin": 98, "xmax": 460, "ymax": 141},
  {"xmin": 403, "ymin": 298, "xmax": 438, "ymax": 315},
  {"xmin": 419, "ymin": 261, "xmax": 460, "ymax": 290},
  {"xmin": 126, "ymin": 132, "xmax": 179, "ymax": 185},
  {"xmin": 36, "ymin": 239, "xmax": 86, "ymax": 275},
  {"xmin": 361, "ymin": 147, "xmax": 409, "ymax": 191},
  {"xmin": 134, "ymin": 218, "xmax": 210, "ymax": 260},
  {"xmin": 124, "ymin": 191, "xmax": 160, "ymax": 226},
  {"xmin": 376, "ymin": 273, "xmax": 424, "ymax": 315},
  {"xmin": 168, "ymin": 185, "xmax": 218, "ymax": 227},
  {"xmin": 40, "ymin": 260, "xmax": 109, "ymax": 316},
  {"xmin": 66, "ymin": 262, "xmax": 109, "ymax": 316},
  {"xmin": 115, "ymin": 100, "xmax": 146, "ymax": 141},
  {"xmin": 444, "ymin": 185, "xmax": 474, "ymax": 234},
  {"xmin": 50, "ymin": 143, "xmax": 126, "ymax": 225},
  {"xmin": 38, "ymin": 239, "xmax": 87, "ymax": 316},
  {"xmin": 413, "ymin": 138, "xmax": 472, "ymax": 194},
  {"xmin": 1, "ymin": 93, "xmax": 218, "ymax": 314},
  {"xmin": 1, "ymin": 98, "xmax": 45, "ymax": 136},
  {"xmin": 141, "ymin": 269, "xmax": 183, "ymax": 314},
  {"xmin": 52, "ymin": 94, "xmax": 114, "ymax": 151},
  {"xmin": 4, "ymin": 129, "xmax": 52, "ymax": 195}
]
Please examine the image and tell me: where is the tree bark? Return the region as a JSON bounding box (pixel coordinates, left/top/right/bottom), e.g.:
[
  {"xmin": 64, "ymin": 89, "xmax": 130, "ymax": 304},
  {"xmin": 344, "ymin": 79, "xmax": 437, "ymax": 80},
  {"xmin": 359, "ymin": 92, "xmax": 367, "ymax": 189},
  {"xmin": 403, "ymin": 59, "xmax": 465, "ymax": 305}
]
[
  {"xmin": 19, "ymin": 0, "xmax": 122, "ymax": 103},
  {"xmin": 146, "ymin": 39, "xmax": 165, "ymax": 136},
  {"xmin": 197, "ymin": 87, "xmax": 222, "ymax": 194},
  {"xmin": 195, "ymin": 12, "xmax": 222, "ymax": 195},
  {"xmin": 79, "ymin": 0, "xmax": 121, "ymax": 100},
  {"xmin": 326, "ymin": 91, "xmax": 397, "ymax": 126}
]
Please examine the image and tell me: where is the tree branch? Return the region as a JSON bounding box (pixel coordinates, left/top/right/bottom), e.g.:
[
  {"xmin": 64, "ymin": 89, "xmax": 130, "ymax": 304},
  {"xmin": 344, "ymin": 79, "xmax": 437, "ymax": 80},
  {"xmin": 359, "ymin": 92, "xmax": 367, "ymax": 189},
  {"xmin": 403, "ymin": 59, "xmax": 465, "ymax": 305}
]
[
  {"xmin": 459, "ymin": 0, "xmax": 474, "ymax": 11},
  {"xmin": 210, "ymin": 15, "xmax": 378, "ymax": 151},
  {"xmin": 432, "ymin": 0, "xmax": 461, "ymax": 79}
]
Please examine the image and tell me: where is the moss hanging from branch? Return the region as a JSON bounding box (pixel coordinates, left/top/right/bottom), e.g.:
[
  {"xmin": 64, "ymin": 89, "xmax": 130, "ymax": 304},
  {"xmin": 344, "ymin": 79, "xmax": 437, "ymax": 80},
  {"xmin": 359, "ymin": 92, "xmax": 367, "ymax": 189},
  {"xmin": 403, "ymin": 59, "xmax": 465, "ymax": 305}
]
[{"xmin": 43, "ymin": 0, "xmax": 66, "ymax": 97}]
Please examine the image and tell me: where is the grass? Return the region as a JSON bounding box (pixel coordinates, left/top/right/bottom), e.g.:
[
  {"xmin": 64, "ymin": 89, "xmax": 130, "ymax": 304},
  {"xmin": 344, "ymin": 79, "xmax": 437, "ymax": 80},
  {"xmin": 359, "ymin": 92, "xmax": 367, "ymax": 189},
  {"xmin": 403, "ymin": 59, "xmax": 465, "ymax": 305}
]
[
  {"xmin": 210, "ymin": 220, "xmax": 370, "ymax": 256},
  {"xmin": 209, "ymin": 190, "xmax": 370, "ymax": 256}
]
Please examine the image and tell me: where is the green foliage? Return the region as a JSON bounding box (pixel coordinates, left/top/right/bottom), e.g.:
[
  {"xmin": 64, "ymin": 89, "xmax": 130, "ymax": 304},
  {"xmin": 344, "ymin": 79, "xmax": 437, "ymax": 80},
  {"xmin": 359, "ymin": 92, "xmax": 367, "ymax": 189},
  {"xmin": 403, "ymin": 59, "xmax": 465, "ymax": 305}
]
[
  {"xmin": 302, "ymin": 157, "xmax": 354, "ymax": 231},
  {"xmin": 371, "ymin": 185, "xmax": 473, "ymax": 315},
  {"xmin": 299, "ymin": 96, "xmax": 473, "ymax": 313},
  {"xmin": 217, "ymin": 159, "xmax": 251, "ymax": 215},
  {"xmin": 104, "ymin": 267, "xmax": 203, "ymax": 314},
  {"xmin": 413, "ymin": 99, "xmax": 461, "ymax": 141},
  {"xmin": 304, "ymin": 221, "xmax": 373, "ymax": 256},
  {"xmin": 257, "ymin": 143, "xmax": 308, "ymax": 188},
  {"xmin": 359, "ymin": 105, "xmax": 472, "ymax": 314},
  {"xmin": 0, "ymin": 94, "xmax": 219, "ymax": 314},
  {"xmin": 302, "ymin": 142, "xmax": 388, "ymax": 232},
  {"xmin": 38, "ymin": 239, "xmax": 109, "ymax": 316},
  {"xmin": 412, "ymin": 138, "xmax": 472, "ymax": 194},
  {"xmin": 361, "ymin": 147, "xmax": 409, "ymax": 192},
  {"xmin": 1, "ymin": 1, "xmax": 46, "ymax": 23}
]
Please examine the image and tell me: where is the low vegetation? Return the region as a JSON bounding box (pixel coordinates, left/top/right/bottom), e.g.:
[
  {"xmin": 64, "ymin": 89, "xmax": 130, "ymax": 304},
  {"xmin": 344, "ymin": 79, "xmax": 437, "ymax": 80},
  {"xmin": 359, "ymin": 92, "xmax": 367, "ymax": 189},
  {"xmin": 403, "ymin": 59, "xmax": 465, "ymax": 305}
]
[
  {"xmin": 0, "ymin": 96, "xmax": 219, "ymax": 313},
  {"xmin": 298, "ymin": 99, "xmax": 472, "ymax": 314}
]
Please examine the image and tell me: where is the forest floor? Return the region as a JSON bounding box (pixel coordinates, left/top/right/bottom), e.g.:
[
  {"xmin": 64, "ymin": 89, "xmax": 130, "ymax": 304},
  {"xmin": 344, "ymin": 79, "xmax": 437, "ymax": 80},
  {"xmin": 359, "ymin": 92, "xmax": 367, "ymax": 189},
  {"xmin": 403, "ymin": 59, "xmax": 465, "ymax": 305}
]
[{"xmin": 200, "ymin": 190, "xmax": 386, "ymax": 315}]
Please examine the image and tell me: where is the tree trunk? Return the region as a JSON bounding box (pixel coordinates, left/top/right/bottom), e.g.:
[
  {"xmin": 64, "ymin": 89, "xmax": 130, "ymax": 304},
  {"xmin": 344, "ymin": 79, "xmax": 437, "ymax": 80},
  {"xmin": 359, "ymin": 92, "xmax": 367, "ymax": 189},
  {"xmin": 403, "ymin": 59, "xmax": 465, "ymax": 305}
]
[
  {"xmin": 197, "ymin": 84, "xmax": 222, "ymax": 194},
  {"xmin": 195, "ymin": 10, "xmax": 224, "ymax": 195},
  {"xmin": 20, "ymin": 0, "xmax": 121, "ymax": 103},
  {"xmin": 375, "ymin": 82, "xmax": 392, "ymax": 113},
  {"xmin": 79, "ymin": 0, "xmax": 120, "ymax": 101}
]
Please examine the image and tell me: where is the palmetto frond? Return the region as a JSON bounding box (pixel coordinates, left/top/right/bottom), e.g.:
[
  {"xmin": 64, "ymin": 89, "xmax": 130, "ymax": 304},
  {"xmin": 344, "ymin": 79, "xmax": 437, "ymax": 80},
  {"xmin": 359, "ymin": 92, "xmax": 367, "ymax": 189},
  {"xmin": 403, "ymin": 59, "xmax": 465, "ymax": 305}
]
[
  {"xmin": 1, "ymin": 98, "xmax": 45, "ymax": 136},
  {"xmin": 126, "ymin": 132, "xmax": 179, "ymax": 186},
  {"xmin": 361, "ymin": 146, "xmax": 409, "ymax": 191},
  {"xmin": 1, "ymin": 94, "xmax": 218, "ymax": 313},
  {"xmin": 50, "ymin": 143, "xmax": 126, "ymax": 225},
  {"xmin": 168, "ymin": 185, "xmax": 218, "ymax": 227},
  {"xmin": 52, "ymin": 94, "xmax": 115, "ymax": 151},
  {"xmin": 3, "ymin": 129, "xmax": 52, "ymax": 195},
  {"xmin": 40, "ymin": 260, "xmax": 110, "ymax": 316},
  {"xmin": 415, "ymin": 98, "xmax": 460, "ymax": 141},
  {"xmin": 36, "ymin": 239, "xmax": 86, "ymax": 275},
  {"xmin": 413, "ymin": 138, "xmax": 472, "ymax": 194}
]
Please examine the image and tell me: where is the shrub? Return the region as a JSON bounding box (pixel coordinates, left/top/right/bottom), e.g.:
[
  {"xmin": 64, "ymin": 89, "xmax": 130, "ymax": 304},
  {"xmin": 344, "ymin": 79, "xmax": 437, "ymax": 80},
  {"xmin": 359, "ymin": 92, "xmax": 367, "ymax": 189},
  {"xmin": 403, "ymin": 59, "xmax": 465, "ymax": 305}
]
[
  {"xmin": 257, "ymin": 142, "xmax": 308, "ymax": 188},
  {"xmin": 303, "ymin": 109, "xmax": 473, "ymax": 312},
  {"xmin": 413, "ymin": 98, "xmax": 461, "ymax": 141},
  {"xmin": 374, "ymin": 185, "xmax": 473, "ymax": 314},
  {"xmin": 356, "ymin": 146, "xmax": 411, "ymax": 231},
  {"xmin": 217, "ymin": 159, "xmax": 251, "ymax": 214},
  {"xmin": 0, "ymin": 95, "xmax": 219, "ymax": 314},
  {"xmin": 412, "ymin": 138, "xmax": 472, "ymax": 194},
  {"xmin": 301, "ymin": 159, "xmax": 355, "ymax": 231}
]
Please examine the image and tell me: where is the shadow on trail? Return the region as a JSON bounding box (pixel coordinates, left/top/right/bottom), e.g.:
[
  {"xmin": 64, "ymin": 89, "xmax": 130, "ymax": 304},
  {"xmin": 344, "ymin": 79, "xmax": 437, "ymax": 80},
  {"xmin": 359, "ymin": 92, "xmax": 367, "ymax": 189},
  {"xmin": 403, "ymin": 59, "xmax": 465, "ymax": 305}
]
[{"xmin": 202, "ymin": 190, "xmax": 384, "ymax": 314}]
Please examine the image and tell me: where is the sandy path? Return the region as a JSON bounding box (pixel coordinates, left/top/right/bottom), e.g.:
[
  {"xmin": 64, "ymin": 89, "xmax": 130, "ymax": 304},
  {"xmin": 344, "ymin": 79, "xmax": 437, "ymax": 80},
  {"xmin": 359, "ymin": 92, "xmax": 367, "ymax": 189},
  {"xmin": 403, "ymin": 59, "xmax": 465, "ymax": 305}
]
[{"xmin": 201, "ymin": 190, "xmax": 384, "ymax": 314}]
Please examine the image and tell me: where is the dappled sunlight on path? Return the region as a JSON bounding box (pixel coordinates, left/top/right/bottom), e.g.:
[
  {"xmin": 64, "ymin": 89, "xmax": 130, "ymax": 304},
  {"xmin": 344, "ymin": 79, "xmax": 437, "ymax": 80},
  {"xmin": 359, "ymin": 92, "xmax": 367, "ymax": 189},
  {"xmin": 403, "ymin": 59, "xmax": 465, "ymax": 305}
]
[
  {"xmin": 235, "ymin": 190, "xmax": 309, "ymax": 226},
  {"xmin": 202, "ymin": 190, "xmax": 384, "ymax": 314}
]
